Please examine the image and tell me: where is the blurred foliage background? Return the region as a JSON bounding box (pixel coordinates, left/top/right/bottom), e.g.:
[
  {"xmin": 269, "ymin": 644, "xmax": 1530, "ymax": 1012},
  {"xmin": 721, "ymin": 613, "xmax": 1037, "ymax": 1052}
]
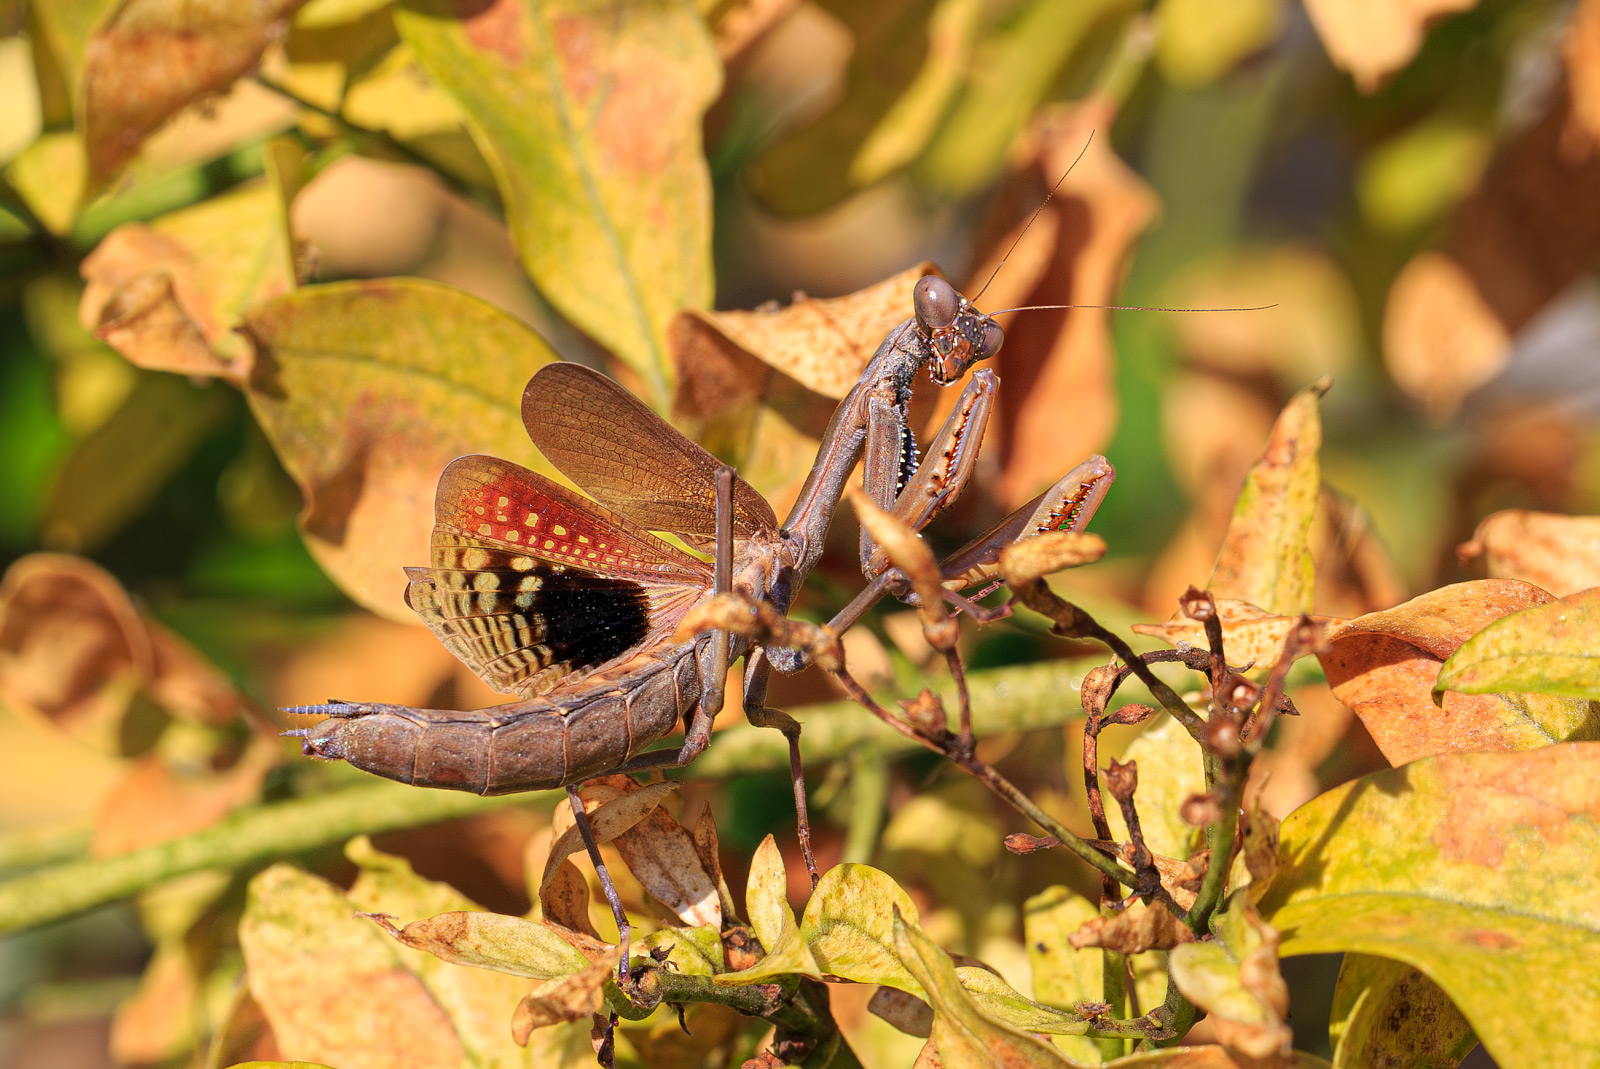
[{"xmin": 2, "ymin": 0, "xmax": 1597, "ymax": 1065}]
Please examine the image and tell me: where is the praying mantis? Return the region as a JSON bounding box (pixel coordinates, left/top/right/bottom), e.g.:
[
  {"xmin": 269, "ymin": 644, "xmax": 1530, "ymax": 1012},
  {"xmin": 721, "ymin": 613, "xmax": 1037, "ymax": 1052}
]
[{"xmin": 285, "ymin": 271, "xmax": 1116, "ymax": 976}]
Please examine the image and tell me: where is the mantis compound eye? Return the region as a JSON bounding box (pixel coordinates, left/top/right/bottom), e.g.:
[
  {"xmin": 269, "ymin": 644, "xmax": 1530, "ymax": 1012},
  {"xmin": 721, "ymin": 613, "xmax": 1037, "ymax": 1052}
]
[
  {"xmin": 978, "ymin": 318, "xmax": 1004, "ymax": 360},
  {"xmin": 914, "ymin": 276, "xmax": 960, "ymax": 332}
]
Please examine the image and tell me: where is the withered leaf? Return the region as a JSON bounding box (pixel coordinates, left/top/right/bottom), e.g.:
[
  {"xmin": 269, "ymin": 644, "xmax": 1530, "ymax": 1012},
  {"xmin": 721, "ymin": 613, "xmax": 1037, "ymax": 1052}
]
[
  {"xmin": 610, "ymin": 799, "xmax": 721, "ymax": 931},
  {"xmin": 82, "ymin": 0, "xmax": 306, "ymax": 189},
  {"xmin": 1207, "ymin": 379, "xmax": 1327, "ymax": 617},
  {"xmin": 540, "ymin": 781, "xmax": 678, "ymax": 896},
  {"xmin": 539, "ymin": 859, "xmax": 600, "ymax": 941},
  {"xmin": 1133, "ymin": 598, "xmax": 1340, "ymax": 671},
  {"xmin": 1382, "ymin": 250, "xmax": 1509, "ymax": 422},
  {"xmin": 92, "ymin": 735, "xmax": 279, "ymax": 856}
]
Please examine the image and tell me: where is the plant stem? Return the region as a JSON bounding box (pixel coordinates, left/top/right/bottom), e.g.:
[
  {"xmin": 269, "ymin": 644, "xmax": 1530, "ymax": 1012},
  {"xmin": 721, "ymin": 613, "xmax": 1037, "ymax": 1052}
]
[
  {"xmin": 0, "ymin": 782, "xmax": 527, "ymax": 935},
  {"xmin": 692, "ymin": 655, "xmax": 1105, "ymax": 777}
]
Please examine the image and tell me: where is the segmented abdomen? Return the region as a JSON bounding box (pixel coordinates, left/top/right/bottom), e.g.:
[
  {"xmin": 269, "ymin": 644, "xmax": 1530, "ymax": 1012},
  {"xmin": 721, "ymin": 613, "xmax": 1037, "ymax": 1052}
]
[{"xmin": 297, "ymin": 643, "xmax": 700, "ymax": 794}]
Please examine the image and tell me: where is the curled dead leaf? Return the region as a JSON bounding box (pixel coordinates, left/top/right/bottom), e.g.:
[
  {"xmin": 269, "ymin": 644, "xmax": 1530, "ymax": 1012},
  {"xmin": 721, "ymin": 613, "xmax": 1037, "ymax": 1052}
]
[
  {"xmin": 1067, "ymin": 901, "xmax": 1195, "ymax": 954},
  {"xmin": 0, "ymin": 553, "xmax": 252, "ymax": 752},
  {"xmin": 996, "ymin": 531, "xmax": 1106, "ymax": 585},
  {"xmin": 540, "ymin": 860, "xmax": 601, "ymax": 941},
  {"xmin": 992, "ymin": 100, "xmax": 1158, "ymax": 509},
  {"xmin": 541, "ymin": 781, "xmax": 679, "ymax": 896},
  {"xmin": 510, "ymin": 950, "xmax": 621, "ymax": 1044}
]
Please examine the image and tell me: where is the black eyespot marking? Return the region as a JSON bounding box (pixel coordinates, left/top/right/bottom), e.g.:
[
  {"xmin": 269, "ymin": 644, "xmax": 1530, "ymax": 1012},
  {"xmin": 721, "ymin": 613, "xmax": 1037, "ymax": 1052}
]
[{"xmin": 537, "ymin": 574, "xmax": 650, "ymax": 669}]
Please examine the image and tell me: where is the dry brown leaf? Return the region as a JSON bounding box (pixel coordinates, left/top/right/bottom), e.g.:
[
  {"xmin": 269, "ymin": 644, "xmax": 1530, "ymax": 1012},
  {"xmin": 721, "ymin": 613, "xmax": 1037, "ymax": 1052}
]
[
  {"xmin": 1382, "ymin": 250, "xmax": 1509, "ymax": 421},
  {"xmin": 1567, "ymin": 0, "xmax": 1600, "ymax": 146},
  {"xmin": 1303, "ymin": 0, "xmax": 1477, "ymax": 92},
  {"xmin": 1133, "ymin": 599, "xmax": 1342, "ymax": 669},
  {"xmin": 992, "ymin": 99, "xmax": 1159, "ymax": 508},
  {"xmin": 540, "ymin": 859, "xmax": 601, "ymax": 940},
  {"xmin": 1207, "ymin": 381, "xmax": 1326, "ymax": 617},
  {"xmin": 0, "ymin": 552, "xmax": 253, "ymax": 753},
  {"xmin": 672, "ymin": 262, "xmax": 938, "ymax": 404},
  {"xmin": 1459, "ymin": 509, "xmax": 1600, "ymax": 597},
  {"xmin": 1392, "ymin": 81, "xmax": 1600, "ymax": 416},
  {"xmin": 82, "ymin": 0, "xmax": 306, "ymax": 188},
  {"xmin": 511, "ymin": 950, "xmax": 620, "ymax": 1044},
  {"xmin": 541, "ymin": 782, "xmax": 679, "ymax": 895},
  {"xmin": 690, "ymin": 804, "xmax": 742, "ymax": 926},
  {"xmin": 1319, "ymin": 579, "xmax": 1600, "ymax": 765},
  {"xmin": 611, "ymin": 803, "xmax": 722, "ymax": 930},
  {"xmin": 868, "ymin": 984, "xmax": 934, "ymax": 1038},
  {"xmin": 0, "ymin": 553, "xmax": 150, "ymax": 748},
  {"xmin": 1067, "ymin": 901, "xmax": 1195, "ymax": 954}
]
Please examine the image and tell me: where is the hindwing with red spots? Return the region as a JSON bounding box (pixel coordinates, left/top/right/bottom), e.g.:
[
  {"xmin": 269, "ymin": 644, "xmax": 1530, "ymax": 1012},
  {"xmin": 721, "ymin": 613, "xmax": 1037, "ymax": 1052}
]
[{"xmin": 409, "ymin": 455, "xmax": 712, "ymax": 697}]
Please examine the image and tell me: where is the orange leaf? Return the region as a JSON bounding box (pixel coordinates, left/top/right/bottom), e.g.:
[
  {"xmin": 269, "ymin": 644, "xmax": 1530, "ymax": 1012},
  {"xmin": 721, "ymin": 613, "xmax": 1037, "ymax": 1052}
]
[{"xmin": 1318, "ymin": 579, "xmax": 1600, "ymax": 765}]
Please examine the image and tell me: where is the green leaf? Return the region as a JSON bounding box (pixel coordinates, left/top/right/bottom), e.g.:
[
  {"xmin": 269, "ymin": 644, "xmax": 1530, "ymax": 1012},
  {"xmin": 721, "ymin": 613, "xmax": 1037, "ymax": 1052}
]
[
  {"xmin": 1169, "ymin": 892, "xmax": 1291, "ymax": 1062},
  {"xmin": 1329, "ymin": 954, "xmax": 1476, "ymax": 1069},
  {"xmin": 892, "ymin": 907, "xmax": 1071, "ymax": 1067},
  {"xmin": 636, "ymin": 923, "xmax": 722, "ymax": 976},
  {"xmin": 953, "ymin": 966, "xmax": 1090, "ymax": 1036},
  {"xmin": 396, "ymin": 0, "xmax": 719, "ymax": 404},
  {"xmin": 1436, "ymin": 587, "xmax": 1600, "ymax": 701},
  {"xmin": 240, "ymin": 278, "xmax": 560, "ymax": 621},
  {"xmin": 1207, "ymin": 379, "xmax": 1325, "ymax": 616},
  {"xmin": 41, "ymin": 372, "xmax": 233, "ymax": 552},
  {"xmin": 5, "ymin": 132, "xmax": 86, "ymax": 234},
  {"xmin": 1257, "ymin": 744, "xmax": 1600, "ymax": 1068},
  {"xmin": 800, "ymin": 863, "xmax": 924, "ymax": 997},
  {"xmin": 715, "ymin": 834, "xmax": 820, "ymax": 984}
]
